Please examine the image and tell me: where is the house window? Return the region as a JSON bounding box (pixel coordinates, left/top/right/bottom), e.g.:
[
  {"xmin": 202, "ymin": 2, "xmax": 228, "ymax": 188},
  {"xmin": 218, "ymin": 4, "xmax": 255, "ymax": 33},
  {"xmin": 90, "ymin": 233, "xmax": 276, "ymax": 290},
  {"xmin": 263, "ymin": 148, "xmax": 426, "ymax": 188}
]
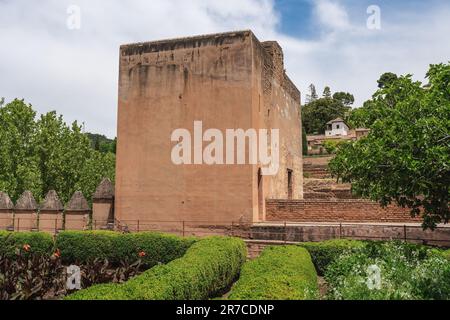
[{"xmin": 336, "ymin": 124, "xmax": 340, "ymax": 129}]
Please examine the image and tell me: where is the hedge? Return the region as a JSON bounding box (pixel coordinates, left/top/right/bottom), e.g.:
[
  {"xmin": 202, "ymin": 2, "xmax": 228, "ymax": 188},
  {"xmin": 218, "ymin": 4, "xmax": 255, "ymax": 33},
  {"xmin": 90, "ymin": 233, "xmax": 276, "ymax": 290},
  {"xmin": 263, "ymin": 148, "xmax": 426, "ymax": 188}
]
[
  {"xmin": 55, "ymin": 231, "xmax": 196, "ymax": 266},
  {"xmin": 298, "ymin": 239, "xmax": 366, "ymax": 275},
  {"xmin": 0, "ymin": 231, "xmax": 54, "ymax": 257},
  {"xmin": 66, "ymin": 237, "xmax": 247, "ymax": 300},
  {"xmin": 228, "ymin": 246, "xmax": 318, "ymax": 300},
  {"xmin": 442, "ymin": 249, "xmax": 450, "ymax": 260}
]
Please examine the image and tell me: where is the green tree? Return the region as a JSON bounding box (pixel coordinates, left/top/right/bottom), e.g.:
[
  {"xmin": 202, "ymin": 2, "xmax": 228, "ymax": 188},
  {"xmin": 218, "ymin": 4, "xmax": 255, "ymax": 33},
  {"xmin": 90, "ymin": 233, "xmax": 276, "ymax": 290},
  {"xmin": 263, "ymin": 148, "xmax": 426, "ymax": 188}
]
[
  {"xmin": 302, "ymin": 87, "xmax": 352, "ymax": 134},
  {"xmin": 323, "ymin": 86, "xmax": 332, "ymax": 98},
  {"xmin": 75, "ymin": 151, "xmax": 116, "ymax": 204},
  {"xmin": 323, "ymin": 140, "xmax": 347, "ymax": 155},
  {"xmin": 347, "ymin": 73, "xmax": 402, "ymax": 129},
  {"xmin": 329, "ymin": 63, "xmax": 450, "ymax": 229},
  {"xmin": 86, "ymin": 133, "xmax": 116, "ymax": 154},
  {"xmin": 377, "ymin": 72, "xmax": 398, "ymax": 88},
  {"xmin": 333, "ymin": 92, "xmax": 355, "ymax": 106},
  {"xmin": 306, "ymin": 84, "xmax": 318, "ymax": 104},
  {"xmin": 0, "ymin": 99, "xmax": 42, "ymax": 201},
  {"xmin": 0, "ymin": 99, "xmax": 116, "ymax": 202},
  {"xmin": 302, "ymin": 127, "xmax": 308, "ymax": 156}
]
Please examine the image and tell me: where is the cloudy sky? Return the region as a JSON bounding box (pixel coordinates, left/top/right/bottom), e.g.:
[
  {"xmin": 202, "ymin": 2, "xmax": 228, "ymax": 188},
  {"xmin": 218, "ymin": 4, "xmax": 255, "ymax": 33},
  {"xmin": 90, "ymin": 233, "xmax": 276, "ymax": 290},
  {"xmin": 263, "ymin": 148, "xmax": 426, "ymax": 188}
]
[{"xmin": 1, "ymin": 0, "xmax": 449, "ymax": 137}]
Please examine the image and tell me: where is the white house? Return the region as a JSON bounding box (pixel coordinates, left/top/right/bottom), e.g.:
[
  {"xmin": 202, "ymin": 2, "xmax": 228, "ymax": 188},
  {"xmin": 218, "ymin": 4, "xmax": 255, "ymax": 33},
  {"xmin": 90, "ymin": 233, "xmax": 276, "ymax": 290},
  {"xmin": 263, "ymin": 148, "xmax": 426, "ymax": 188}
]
[{"xmin": 325, "ymin": 118, "xmax": 349, "ymax": 137}]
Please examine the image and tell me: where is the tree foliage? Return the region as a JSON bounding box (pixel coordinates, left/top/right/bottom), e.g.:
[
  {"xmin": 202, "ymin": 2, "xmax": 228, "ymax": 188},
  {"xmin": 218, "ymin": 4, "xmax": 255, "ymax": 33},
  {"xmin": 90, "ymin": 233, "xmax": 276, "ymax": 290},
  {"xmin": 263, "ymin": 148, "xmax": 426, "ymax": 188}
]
[
  {"xmin": 377, "ymin": 72, "xmax": 398, "ymax": 89},
  {"xmin": 306, "ymin": 84, "xmax": 318, "ymax": 104},
  {"xmin": 323, "ymin": 86, "xmax": 332, "ymax": 98},
  {"xmin": 347, "ymin": 73, "xmax": 400, "ymax": 129},
  {"xmin": 333, "ymin": 92, "xmax": 355, "ymax": 106},
  {"xmin": 329, "ymin": 63, "xmax": 450, "ymax": 229},
  {"xmin": 86, "ymin": 133, "xmax": 116, "ymax": 154},
  {"xmin": 0, "ymin": 99, "xmax": 116, "ymax": 203},
  {"xmin": 323, "ymin": 140, "xmax": 347, "ymax": 155},
  {"xmin": 302, "ymin": 87, "xmax": 353, "ymax": 134},
  {"xmin": 302, "ymin": 127, "xmax": 308, "ymax": 156}
]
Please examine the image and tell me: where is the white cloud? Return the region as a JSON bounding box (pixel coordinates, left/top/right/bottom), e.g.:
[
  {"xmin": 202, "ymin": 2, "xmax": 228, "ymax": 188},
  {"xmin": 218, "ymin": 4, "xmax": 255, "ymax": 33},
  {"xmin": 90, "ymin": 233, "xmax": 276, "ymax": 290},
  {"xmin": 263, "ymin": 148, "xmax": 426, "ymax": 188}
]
[
  {"xmin": 279, "ymin": 1, "xmax": 450, "ymax": 107},
  {"xmin": 0, "ymin": 0, "xmax": 279, "ymax": 137},
  {"xmin": 0, "ymin": 0, "xmax": 449, "ymax": 136},
  {"xmin": 314, "ymin": 0, "xmax": 350, "ymax": 31}
]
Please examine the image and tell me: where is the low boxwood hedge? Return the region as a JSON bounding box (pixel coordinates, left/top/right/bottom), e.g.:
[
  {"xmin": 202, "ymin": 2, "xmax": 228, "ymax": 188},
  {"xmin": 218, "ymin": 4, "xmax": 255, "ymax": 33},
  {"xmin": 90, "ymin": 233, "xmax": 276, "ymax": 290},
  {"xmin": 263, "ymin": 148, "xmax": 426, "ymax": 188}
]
[
  {"xmin": 228, "ymin": 246, "xmax": 318, "ymax": 300},
  {"xmin": 441, "ymin": 249, "xmax": 450, "ymax": 260},
  {"xmin": 0, "ymin": 231, "xmax": 54, "ymax": 257},
  {"xmin": 298, "ymin": 239, "xmax": 366, "ymax": 275},
  {"xmin": 66, "ymin": 237, "xmax": 247, "ymax": 300},
  {"xmin": 55, "ymin": 231, "xmax": 196, "ymax": 267}
]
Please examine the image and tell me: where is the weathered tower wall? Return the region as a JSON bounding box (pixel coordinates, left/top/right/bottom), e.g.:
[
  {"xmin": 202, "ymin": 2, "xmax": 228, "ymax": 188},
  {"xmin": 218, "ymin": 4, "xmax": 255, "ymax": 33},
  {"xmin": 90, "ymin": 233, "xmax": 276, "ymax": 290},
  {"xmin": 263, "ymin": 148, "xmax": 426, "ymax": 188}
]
[{"xmin": 116, "ymin": 31, "xmax": 302, "ymax": 224}]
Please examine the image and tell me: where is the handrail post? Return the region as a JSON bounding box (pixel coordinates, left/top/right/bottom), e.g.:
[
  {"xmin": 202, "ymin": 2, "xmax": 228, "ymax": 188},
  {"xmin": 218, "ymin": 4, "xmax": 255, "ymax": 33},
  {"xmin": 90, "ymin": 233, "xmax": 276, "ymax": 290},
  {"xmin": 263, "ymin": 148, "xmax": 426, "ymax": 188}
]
[
  {"xmin": 182, "ymin": 221, "xmax": 185, "ymax": 238},
  {"xmin": 404, "ymin": 225, "xmax": 407, "ymax": 242},
  {"xmin": 137, "ymin": 220, "xmax": 140, "ymax": 232},
  {"xmin": 284, "ymin": 221, "xmax": 287, "ymax": 244}
]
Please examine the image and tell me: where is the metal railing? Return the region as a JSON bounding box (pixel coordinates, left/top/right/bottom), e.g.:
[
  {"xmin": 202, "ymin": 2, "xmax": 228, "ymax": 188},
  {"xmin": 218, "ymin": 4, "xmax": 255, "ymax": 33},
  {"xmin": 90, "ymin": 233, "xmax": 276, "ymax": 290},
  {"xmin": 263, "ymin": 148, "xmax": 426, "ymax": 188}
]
[{"xmin": 1, "ymin": 217, "xmax": 450, "ymax": 247}]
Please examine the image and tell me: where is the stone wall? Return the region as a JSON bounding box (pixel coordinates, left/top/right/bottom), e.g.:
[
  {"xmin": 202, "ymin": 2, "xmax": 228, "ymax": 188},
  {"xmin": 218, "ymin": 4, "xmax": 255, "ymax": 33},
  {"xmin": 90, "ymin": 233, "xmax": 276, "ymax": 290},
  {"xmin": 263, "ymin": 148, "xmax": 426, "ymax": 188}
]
[
  {"xmin": 266, "ymin": 199, "xmax": 421, "ymax": 223},
  {"xmin": 250, "ymin": 223, "xmax": 450, "ymax": 247},
  {"xmin": 0, "ymin": 178, "xmax": 114, "ymax": 233},
  {"xmin": 116, "ymin": 30, "xmax": 303, "ymax": 224}
]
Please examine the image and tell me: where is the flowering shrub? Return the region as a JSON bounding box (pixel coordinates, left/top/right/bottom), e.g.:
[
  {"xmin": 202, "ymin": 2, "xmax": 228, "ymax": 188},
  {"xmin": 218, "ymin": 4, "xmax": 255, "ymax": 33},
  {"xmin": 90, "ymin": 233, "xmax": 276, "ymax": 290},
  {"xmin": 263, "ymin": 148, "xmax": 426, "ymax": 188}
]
[
  {"xmin": 0, "ymin": 249, "xmax": 144, "ymax": 300},
  {"xmin": 0, "ymin": 247, "xmax": 65, "ymax": 300},
  {"xmin": 0, "ymin": 231, "xmax": 198, "ymax": 300},
  {"xmin": 325, "ymin": 241, "xmax": 450, "ymax": 300},
  {"xmin": 0, "ymin": 231, "xmax": 54, "ymax": 258}
]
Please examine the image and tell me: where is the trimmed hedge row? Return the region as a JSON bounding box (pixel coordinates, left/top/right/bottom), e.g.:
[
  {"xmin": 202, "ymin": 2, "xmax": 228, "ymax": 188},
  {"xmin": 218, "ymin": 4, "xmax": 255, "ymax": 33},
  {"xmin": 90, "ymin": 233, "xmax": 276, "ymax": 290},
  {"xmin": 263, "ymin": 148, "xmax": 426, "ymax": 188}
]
[
  {"xmin": 0, "ymin": 231, "xmax": 54, "ymax": 257},
  {"xmin": 442, "ymin": 249, "xmax": 450, "ymax": 260},
  {"xmin": 228, "ymin": 246, "xmax": 318, "ymax": 300},
  {"xmin": 66, "ymin": 237, "xmax": 247, "ymax": 300},
  {"xmin": 55, "ymin": 231, "xmax": 195, "ymax": 267},
  {"xmin": 298, "ymin": 239, "xmax": 366, "ymax": 275}
]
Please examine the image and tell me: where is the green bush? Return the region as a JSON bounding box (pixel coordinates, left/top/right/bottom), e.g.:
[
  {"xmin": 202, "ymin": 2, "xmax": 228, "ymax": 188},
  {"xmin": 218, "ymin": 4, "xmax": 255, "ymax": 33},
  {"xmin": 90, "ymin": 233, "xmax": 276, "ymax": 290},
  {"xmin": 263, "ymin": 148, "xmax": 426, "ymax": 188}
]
[
  {"xmin": 66, "ymin": 237, "xmax": 247, "ymax": 300},
  {"xmin": 325, "ymin": 241, "xmax": 450, "ymax": 300},
  {"xmin": 298, "ymin": 239, "xmax": 366, "ymax": 275},
  {"xmin": 442, "ymin": 249, "xmax": 450, "ymax": 260},
  {"xmin": 55, "ymin": 231, "xmax": 195, "ymax": 266},
  {"xmin": 228, "ymin": 246, "xmax": 318, "ymax": 300},
  {"xmin": 0, "ymin": 231, "xmax": 54, "ymax": 257}
]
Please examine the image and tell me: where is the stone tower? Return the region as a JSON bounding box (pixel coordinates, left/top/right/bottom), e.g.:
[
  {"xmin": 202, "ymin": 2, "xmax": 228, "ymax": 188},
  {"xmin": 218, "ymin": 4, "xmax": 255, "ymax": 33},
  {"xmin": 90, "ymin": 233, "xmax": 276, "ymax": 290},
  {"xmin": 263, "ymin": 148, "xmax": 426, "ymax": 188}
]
[{"xmin": 116, "ymin": 30, "xmax": 303, "ymax": 225}]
